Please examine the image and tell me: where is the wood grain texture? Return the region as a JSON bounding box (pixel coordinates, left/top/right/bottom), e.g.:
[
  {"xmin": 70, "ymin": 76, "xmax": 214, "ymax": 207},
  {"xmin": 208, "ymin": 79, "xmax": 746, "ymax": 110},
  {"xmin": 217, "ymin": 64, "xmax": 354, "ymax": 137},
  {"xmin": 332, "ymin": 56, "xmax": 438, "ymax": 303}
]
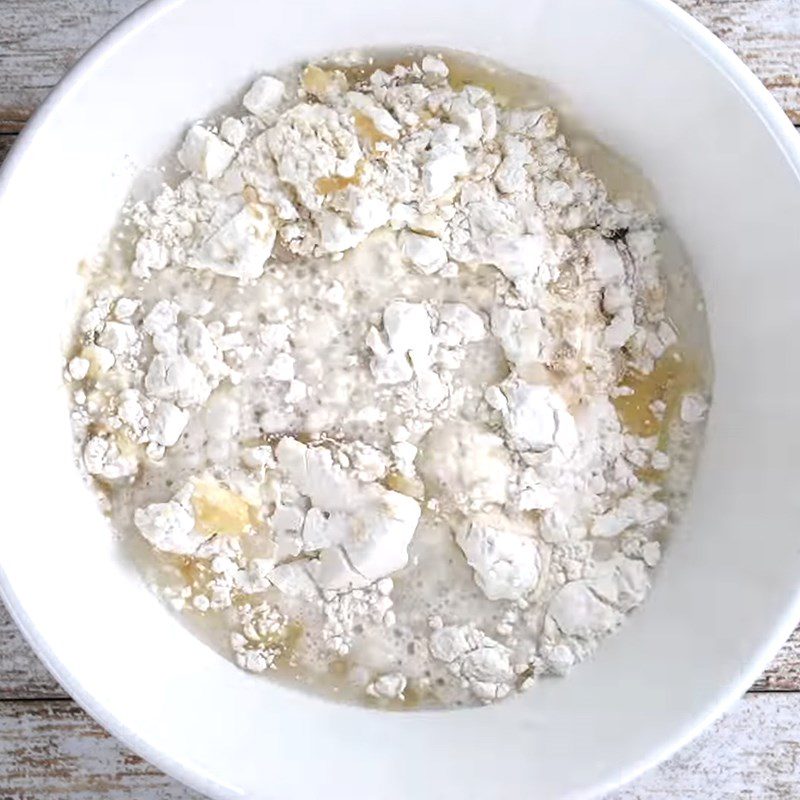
[
  {"xmin": 0, "ymin": 0, "xmax": 798, "ymax": 130},
  {"xmin": 0, "ymin": 133, "xmax": 16, "ymax": 160},
  {"xmin": 2, "ymin": 2, "xmax": 800, "ymax": 798},
  {"xmin": 0, "ymin": 602, "xmax": 65, "ymax": 701},
  {"xmin": 0, "ymin": 701, "xmax": 204, "ymax": 799},
  {"xmin": 0, "ymin": 0, "xmax": 144, "ymax": 131},
  {"xmin": 752, "ymin": 631, "xmax": 800, "ymax": 692},
  {"xmin": 614, "ymin": 693, "xmax": 800, "ymax": 798},
  {"xmin": 1, "ymin": 694, "xmax": 799, "ymax": 799},
  {"xmin": 676, "ymin": 0, "xmax": 800, "ymax": 124}
]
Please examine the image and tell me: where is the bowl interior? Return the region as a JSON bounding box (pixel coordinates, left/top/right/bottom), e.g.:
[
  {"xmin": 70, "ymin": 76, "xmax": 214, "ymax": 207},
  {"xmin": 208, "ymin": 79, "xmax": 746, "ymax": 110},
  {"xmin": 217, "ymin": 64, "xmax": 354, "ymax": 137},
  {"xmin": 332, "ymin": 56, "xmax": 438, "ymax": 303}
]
[{"xmin": 2, "ymin": 0, "xmax": 800, "ymax": 798}]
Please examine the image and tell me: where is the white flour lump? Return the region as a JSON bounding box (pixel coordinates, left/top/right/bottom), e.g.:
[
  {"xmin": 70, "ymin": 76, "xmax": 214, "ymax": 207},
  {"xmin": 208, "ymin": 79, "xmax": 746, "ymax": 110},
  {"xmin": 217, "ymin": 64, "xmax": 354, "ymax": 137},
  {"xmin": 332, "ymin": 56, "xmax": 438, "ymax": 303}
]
[{"xmin": 66, "ymin": 51, "xmax": 710, "ymax": 709}]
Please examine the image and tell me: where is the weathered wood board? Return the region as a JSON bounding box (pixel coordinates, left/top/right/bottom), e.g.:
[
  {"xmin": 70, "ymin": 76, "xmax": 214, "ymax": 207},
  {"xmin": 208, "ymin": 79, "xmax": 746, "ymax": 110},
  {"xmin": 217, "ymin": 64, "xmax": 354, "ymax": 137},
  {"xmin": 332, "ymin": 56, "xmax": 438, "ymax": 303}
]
[
  {"xmin": 2, "ymin": 694, "xmax": 800, "ymax": 799},
  {"xmin": 0, "ymin": 0, "xmax": 799, "ymax": 130},
  {"xmin": 0, "ymin": 701, "xmax": 205, "ymax": 799},
  {"xmin": 2, "ymin": 1, "xmax": 800, "ymax": 798},
  {"xmin": 681, "ymin": 0, "xmax": 800, "ymax": 123},
  {"xmin": 0, "ymin": 0, "xmax": 145, "ymax": 131}
]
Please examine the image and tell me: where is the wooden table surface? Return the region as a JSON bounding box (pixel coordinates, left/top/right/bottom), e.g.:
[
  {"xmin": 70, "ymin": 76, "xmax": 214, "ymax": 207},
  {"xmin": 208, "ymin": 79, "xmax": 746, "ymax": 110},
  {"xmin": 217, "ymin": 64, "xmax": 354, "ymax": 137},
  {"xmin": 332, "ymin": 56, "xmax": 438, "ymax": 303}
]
[{"xmin": 2, "ymin": 1, "xmax": 800, "ymax": 797}]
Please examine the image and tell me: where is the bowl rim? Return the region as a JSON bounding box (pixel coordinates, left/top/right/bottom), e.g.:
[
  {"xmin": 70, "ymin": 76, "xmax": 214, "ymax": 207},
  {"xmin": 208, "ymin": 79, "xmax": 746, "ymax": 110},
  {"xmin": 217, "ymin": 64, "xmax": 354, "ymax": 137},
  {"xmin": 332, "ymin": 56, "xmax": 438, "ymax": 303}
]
[{"xmin": 2, "ymin": 0, "xmax": 800, "ymax": 797}]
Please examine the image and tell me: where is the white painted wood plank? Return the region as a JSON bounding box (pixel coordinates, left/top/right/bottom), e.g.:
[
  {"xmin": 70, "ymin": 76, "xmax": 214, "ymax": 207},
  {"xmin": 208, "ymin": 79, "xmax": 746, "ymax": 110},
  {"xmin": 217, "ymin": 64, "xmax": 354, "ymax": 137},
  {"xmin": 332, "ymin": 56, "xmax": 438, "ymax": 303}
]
[
  {"xmin": 0, "ymin": 0, "xmax": 144, "ymax": 131},
  {"xmin": 0, "ymin": 1, "xmax": 799, "ymax": 128},
  {"xmin": 1, "ymin": 1, "xmax": 800, "ymax": 796},
  {"xmin": 0, "ymin": 599, "xmax": 65, "ymax": 700},
  {"xmin": 1, "ymin": 694, "xmax": 799, "ymax": 799},
  {"xmin": 677, "ymin": 0, "xmax": 800, "ymax": 123},
  {"xmin": 613, "ymin": 693, "xmax": 800, "ymax": 798},
  {"xmin": 752, "ymin": 630, "xmax": 800, "ymax": 692},
  {"xmin": 0, "ymin": 701, "xmax": 203, "ymax": 798}
]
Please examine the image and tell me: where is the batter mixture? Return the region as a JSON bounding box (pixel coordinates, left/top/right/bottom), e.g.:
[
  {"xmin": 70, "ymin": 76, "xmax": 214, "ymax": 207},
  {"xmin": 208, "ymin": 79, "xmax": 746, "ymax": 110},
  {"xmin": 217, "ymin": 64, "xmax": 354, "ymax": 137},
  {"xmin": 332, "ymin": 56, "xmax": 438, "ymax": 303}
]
[{"xmin": 66, "ymin": 52, "xmax": 710, "ymax": 708}]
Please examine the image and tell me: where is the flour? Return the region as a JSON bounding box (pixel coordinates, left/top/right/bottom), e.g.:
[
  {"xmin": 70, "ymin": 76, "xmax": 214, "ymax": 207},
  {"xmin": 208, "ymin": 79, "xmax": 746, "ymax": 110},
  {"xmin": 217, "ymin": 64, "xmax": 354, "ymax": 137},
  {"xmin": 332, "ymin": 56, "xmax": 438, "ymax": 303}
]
[
  {"xmin": 428, "ymin": 621, "xmax": 517, "ymax": 702},
  {"xmin": 456, "ymin": 514, "xmax": 542, "ymax": 601},
  {"xmin": 66, "ymin": 51, "xmax": 710, "ymax": 708}
]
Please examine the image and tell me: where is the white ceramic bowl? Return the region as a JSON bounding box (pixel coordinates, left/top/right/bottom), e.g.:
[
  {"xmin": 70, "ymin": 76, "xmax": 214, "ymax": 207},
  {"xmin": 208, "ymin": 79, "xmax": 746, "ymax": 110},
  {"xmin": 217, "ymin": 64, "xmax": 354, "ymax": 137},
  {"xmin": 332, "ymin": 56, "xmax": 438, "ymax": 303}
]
[{"xmin": 2, "ymin": 0, "xmax": 800, "ymax": 797}]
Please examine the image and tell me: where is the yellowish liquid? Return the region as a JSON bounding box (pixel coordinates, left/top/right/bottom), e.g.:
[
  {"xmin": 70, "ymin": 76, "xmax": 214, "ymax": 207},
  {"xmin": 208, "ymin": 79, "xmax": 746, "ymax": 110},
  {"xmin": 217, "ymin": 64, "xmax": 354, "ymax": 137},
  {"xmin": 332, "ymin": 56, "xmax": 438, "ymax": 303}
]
[
  {"xmin": 176, "ymin": 555, "xmax": 210, "ymax": 590},
  {"xmin": 324, "ymin": 50, "xmax": 545, "ymax": 110},
  {"xmin": 270, "ymin": 620, "xmax": 305, "ymax": 666},
  {"xmin": 315, "ymin": 161, "xmax": 367, "ymax": 196},
  {"xmin": 613, "ymin": 348, "xmax": 700, "ymax": 446},
  {"xmin": 353, "ymin": 111, "xmax": 393, "ymax": 148},
  {"xmin": 301, "ymin": 65, "xmax": 346, "ymax": 99},
  {"xmin": 446, "ymin": 54, "xmax": 545, "ymax": 107},
  {"xmin": 385, "ymin": 470, "xmax": 426, "ymax": 500},
  {"xmin": 191, "ymin": 480, "xmax": 254, "ymax": 536},
  {"xmin": 315, "ymin": 173, "xmax": 359, "ymax": 195}
]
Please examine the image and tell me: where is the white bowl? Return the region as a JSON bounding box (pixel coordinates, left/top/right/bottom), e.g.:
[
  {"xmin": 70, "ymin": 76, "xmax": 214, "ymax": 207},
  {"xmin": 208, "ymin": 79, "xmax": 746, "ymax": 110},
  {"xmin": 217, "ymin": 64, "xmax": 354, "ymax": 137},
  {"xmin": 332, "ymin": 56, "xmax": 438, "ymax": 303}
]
[{"xmin": 2, "ymin": 0, "xmax": 800, "ymax": 797}]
